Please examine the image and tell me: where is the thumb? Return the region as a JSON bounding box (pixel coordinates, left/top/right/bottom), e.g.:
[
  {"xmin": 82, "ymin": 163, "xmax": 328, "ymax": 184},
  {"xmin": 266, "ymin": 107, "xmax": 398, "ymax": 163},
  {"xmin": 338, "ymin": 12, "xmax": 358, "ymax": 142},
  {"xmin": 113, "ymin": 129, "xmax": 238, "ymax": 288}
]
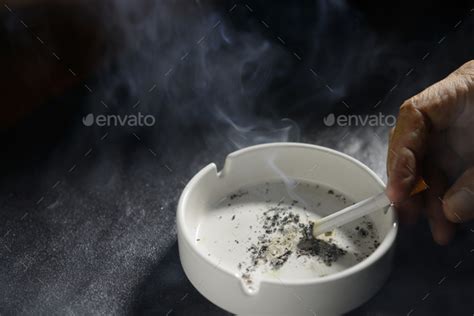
[{"xmin": 443, "ymin": 167, "xmax": 474, "ymax": 223}]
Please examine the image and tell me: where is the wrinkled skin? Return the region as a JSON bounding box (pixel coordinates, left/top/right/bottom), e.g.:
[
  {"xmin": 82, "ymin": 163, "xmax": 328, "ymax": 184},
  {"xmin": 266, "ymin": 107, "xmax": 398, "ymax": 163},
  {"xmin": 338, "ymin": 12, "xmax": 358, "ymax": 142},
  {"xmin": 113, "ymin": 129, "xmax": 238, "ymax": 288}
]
[{"xmin": 387, "ymin": 60, "xmax": 474, "ymax": 245}]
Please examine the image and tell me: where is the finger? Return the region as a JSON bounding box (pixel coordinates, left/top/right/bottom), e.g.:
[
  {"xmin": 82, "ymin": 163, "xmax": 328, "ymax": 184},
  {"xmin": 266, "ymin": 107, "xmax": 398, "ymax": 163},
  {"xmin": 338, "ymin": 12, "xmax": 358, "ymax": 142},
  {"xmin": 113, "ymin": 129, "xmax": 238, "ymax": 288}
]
[
  {"xmin": 386, "ymin": 105, "xmax": 429, "ymax": 202},
  {"xmin": 393, "ymin": 195, "xmax": 424, "ymax": 225},
  {"xmin": 389, "ymin": 127, "xmax": 395, "ymax": 145},
  {"xmin": 386, "ymin": 127, "xmax": 395, "ymax": 179},
  {"xmin": 423, "ymin": 164, "xmax": 456, "ymax": 245},
  {"xmin": 387, "ymin": 60, "xmax": 474, "ymax": 202},
  {"xmin": 443, "ymin": 167, "xmax": 474, "ymax": 223}
]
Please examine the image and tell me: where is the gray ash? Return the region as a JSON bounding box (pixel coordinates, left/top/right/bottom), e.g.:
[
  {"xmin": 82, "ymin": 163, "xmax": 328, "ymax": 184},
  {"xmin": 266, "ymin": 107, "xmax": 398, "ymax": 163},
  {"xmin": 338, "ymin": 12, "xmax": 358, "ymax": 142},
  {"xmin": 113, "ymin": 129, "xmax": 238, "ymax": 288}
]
[
  {"xmin": 296, "ymin": 223, "xmax": 347, "ymax": 266},
  {"xmin": 349, "ymin": 220, "xmax": 380, "ymax": 261},
  {"xmin": 358, "ymin": 227, "xmax": 368, "ymax": 238},
  {"xmin": 239, "ymin": 202, "xmax": 303, "ymax": 272},
  {"xmin": 270, "ymin": 250, "xmax": 293, "ymax": 269},
  {"xmin": 354, "ymin": 221, "xmax": 377, "ymax": 240},
  {"xmin": 229, "ymin": 190, "xmax": 248, "ymax": 200},
  {"xmin": 238, "ymin": 200, "xmax": 348, "ymax": 273},
  {"xmin": 229, "ymin": 182, "xmax": 380, "ymax": 281}
]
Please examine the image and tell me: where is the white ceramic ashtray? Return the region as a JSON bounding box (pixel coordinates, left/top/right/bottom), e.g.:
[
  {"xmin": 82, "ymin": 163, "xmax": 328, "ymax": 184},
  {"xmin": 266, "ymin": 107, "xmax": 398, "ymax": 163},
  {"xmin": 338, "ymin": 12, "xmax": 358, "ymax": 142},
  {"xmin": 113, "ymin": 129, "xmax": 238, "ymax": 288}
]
[{"xmin": 177, "ymin": 143, "xmax": 397, "ymax": 315}]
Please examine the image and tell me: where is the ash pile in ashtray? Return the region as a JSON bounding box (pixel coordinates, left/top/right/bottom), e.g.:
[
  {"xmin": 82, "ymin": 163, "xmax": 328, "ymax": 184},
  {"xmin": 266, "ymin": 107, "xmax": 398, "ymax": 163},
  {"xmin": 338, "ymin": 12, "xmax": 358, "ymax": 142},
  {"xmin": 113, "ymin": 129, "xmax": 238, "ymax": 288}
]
[
  {"xmin": 239, "ymin": 208, "xmax": 349, "ymax": 280},
  {"xmin": 227, "ymin": 181, "xmax": 380, "ymax": 281},
  {"xmin": 296, "ymin": 223, "xmax": 347, "ymax": 266}
]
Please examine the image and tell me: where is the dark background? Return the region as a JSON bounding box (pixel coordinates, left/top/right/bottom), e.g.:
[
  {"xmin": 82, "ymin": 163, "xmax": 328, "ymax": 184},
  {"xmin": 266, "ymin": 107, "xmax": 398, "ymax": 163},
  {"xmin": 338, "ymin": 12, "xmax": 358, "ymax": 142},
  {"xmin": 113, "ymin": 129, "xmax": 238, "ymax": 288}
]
[{"xmin": 0, "ymin": 1, "xmax": 473, "ymax": 315}]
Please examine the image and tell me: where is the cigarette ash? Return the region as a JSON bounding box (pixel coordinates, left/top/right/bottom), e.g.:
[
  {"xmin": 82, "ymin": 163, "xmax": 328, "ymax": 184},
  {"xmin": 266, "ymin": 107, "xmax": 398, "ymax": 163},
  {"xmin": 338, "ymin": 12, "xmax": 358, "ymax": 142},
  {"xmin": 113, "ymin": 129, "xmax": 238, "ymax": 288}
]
[
  {"xmin": 238, "ymin": 199, "xmax": 347, "ymax": 281},
  {"xmin": 351, "ymin": 220, "xmax": 381, "ymax": 261},
  {"xmin": 296, "ymin": 223, "xmax": 347, "ymax": 266},
  {"xmin": 229, "ymin": 190, "xmax": 249, "ymax": 200},
  {"xmin": 221, "ymin": 181, "xmax": 380, "ymax": 283}
]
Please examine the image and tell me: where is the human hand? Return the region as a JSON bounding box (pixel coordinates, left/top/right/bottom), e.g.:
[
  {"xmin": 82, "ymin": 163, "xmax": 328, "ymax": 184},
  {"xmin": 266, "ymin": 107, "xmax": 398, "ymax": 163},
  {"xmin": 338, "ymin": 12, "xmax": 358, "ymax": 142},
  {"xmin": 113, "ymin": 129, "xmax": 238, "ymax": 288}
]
[{"xmin": 386, "ymin": 60, "xmax": 474, "ymax": 245}]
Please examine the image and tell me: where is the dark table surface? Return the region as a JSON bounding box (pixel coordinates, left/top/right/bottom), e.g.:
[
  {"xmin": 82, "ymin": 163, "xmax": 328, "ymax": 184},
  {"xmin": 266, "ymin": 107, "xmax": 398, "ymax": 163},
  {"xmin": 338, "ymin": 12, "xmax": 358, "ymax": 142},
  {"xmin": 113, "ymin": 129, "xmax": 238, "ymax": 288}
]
[{"xmin": 1, "ymin": 1, "xmax": 474, "ymax": 315}]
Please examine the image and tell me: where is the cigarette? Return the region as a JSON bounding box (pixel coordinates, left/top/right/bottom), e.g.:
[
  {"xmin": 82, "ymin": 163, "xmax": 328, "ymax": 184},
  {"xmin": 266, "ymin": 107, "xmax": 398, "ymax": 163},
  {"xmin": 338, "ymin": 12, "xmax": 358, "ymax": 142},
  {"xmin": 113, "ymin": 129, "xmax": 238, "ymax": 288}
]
[{"xmin": 312, "ymin": 178, "xmax": 428, "ymax": 238}]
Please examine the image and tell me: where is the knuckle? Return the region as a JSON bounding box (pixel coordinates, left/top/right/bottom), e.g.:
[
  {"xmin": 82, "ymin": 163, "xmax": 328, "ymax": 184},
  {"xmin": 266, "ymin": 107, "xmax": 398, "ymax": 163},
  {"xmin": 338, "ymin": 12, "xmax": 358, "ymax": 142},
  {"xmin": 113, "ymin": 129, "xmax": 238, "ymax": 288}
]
[
  {"xmin": 443, "ymin": 204, "xmax": 462, "ymax": 223},
  {"xmin": 399, "ymin": 99, "xmax": 416, "ymax": 112},
  {"xmin": 393, "ymin": 147, "xmax": 417, "ymax": 176},
  {"xmin": 399, "ymin": 99, "xmax": 425, "ymax": 126}
]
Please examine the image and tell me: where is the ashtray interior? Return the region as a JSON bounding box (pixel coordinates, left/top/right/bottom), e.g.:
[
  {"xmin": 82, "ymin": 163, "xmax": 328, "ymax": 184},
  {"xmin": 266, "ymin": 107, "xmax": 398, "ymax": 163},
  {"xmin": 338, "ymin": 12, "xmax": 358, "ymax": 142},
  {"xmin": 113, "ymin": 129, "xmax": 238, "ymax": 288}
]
[{"xmin": 197, "ymin": 180, "xmax": 381, "ymax": 290}]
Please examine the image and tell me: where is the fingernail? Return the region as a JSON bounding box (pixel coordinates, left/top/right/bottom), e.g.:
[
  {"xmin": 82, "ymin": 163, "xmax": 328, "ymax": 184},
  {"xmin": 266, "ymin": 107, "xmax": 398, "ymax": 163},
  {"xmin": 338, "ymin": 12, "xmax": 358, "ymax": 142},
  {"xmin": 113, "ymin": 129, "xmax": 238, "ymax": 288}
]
[{"xmin": 445, "ymin": 189, "xmax": 474, "ymax": 222}]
